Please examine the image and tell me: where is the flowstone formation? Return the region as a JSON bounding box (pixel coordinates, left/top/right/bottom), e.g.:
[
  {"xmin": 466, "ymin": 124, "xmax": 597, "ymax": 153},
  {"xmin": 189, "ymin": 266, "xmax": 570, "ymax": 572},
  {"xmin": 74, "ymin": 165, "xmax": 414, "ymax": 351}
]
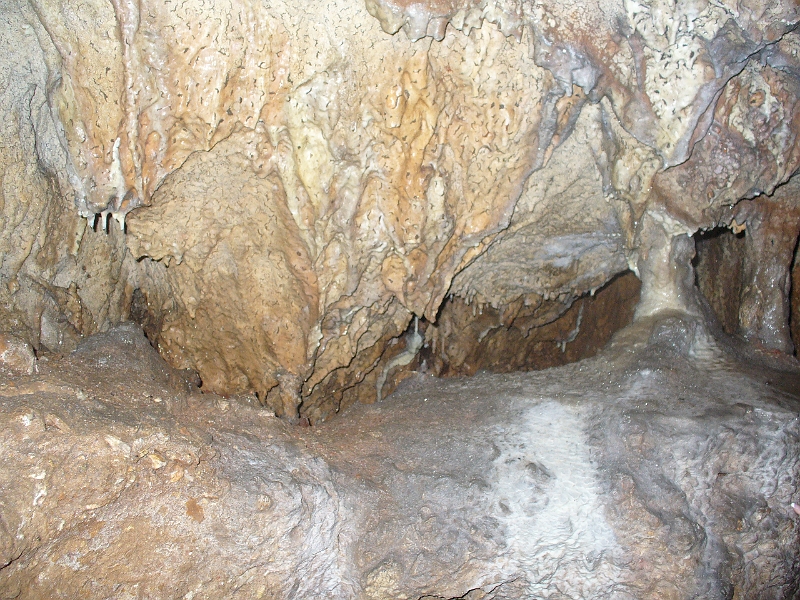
[
  {"xmin": 1, "ymin": 313, "xmax": 799, "ymax": 598},
  {"xmin": 1, "ymin": 0, "xmax": 799, "ymax": 422}
]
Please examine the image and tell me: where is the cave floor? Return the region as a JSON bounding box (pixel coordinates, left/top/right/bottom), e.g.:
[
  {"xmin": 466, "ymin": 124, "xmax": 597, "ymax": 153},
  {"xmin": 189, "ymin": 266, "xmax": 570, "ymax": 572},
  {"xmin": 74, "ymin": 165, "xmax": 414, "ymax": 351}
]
[{"xmin": 1, "ymin": 317, "xmax": 799, "ymax": 599}]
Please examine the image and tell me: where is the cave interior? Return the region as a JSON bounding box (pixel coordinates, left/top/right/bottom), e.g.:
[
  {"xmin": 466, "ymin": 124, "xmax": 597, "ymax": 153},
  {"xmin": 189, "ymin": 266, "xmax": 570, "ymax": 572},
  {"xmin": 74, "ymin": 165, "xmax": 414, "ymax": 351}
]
[{"xmin": 1, "ymin": 0, "xmax": 800, "ymax": 597}]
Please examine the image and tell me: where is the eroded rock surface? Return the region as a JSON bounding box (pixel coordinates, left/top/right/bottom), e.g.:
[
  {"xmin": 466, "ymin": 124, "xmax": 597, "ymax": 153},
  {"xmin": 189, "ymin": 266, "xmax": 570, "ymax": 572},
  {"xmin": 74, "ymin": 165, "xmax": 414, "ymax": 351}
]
[
  {"xmin": 2, "ymin": 0, "xmax": 799, "ymax": 420},
  {"xmin": 1, "ymin": 319, "xmax": 798, "ymax": 598},
  {"xmin": 0, "ymin": 1, "xmax": 135, "ymax": 354},
  {"xmin": 3, "ymin": 0, "xmax": 800, "ymax": 594},
  {"xmin": 420, "ymin": 270, "xmax": 641, "ymax": 378}
]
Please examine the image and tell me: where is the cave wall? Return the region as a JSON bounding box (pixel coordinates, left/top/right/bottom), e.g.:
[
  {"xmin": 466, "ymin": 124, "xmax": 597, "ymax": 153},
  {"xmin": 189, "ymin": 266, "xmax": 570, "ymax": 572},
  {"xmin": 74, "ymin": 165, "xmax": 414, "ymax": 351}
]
[
  {"xmin": 695, "ymin": 177, "xmax": 800, "ymax": 354},
  {"xmin": 794, "ymin": 241, "xmax": 800, "ymax": 352},
  {"xmin": 1, "ymin": 0, "xmax": 799, "ymax": 421},
  {"xmin": 0, "ymin": 2, "xmax": 135, "ymax": 353},
  {"xmin": 422, "ymin": 271, "xmax": 641, "ymax": 378},
  {"xmin": 695, "ymin": 228, "xmax": 746, "ymax": 336}
]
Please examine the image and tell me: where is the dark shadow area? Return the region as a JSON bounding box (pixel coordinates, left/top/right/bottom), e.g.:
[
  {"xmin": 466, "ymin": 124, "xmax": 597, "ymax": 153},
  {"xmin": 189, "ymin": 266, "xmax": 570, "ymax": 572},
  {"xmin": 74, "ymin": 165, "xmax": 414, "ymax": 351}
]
[
  {"xmin": 792, "ymin": 235, "xmax": 800, "ymax": 356},
  {"xmin": 418, "ymin": 270, "xmax": 642, "ymax": 378},
  {"xmin": 693, "ymin": 227, "xmax": 746, "ymax": 337},
  {"xmin": 128, "ymin": 287, "xmax": 163, "ymax": 345}
]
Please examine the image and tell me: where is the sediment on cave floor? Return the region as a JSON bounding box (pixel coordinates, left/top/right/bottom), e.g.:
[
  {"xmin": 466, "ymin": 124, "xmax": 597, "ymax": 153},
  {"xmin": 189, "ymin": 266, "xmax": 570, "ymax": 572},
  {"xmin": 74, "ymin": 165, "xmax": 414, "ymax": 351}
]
[{"xmin": 1, "ymin": 305, "xmax": 799, "ymax": 599}]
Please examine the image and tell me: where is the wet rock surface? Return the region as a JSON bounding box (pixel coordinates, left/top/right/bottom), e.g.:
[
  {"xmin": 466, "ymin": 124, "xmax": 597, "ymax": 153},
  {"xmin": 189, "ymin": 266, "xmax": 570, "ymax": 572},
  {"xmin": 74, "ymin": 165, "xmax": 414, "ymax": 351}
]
[
  {"xmin": 1, "ymin": 321, "xmax": 798, "ymax": 599},
  {"xmin": 2, "ymin": 0, "xmax": 800, "ymax": 591}
]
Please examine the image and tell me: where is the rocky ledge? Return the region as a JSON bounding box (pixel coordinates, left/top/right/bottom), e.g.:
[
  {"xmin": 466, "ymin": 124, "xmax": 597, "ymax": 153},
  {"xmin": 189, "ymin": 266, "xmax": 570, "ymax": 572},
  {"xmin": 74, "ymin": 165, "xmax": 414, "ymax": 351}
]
[{"xmin": 1, "ymin": 317, "xmax": 798, "ymax": 599}]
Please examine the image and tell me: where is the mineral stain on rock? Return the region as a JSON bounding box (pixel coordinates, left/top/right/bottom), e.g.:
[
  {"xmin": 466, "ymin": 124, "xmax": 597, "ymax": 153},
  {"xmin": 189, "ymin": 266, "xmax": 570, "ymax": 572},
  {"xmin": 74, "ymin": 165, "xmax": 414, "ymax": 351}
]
[
  {"xmin": 4, "ymin": 0, "xmax": 799, "ymax": 422},
  {"xmin": 186, "ymin": 498, "xmax": 205, "ymax": 524},
  {"xmin": 0, "ymin": 317, "xmax": 797, "ymax": 598}
]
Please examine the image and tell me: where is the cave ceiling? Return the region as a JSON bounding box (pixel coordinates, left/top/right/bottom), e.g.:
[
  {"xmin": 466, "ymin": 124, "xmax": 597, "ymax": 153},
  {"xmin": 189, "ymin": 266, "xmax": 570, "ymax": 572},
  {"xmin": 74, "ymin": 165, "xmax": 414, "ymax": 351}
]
[{"xmin": 0, "ymin": 0, "xmax": 799, "ymax": 421}]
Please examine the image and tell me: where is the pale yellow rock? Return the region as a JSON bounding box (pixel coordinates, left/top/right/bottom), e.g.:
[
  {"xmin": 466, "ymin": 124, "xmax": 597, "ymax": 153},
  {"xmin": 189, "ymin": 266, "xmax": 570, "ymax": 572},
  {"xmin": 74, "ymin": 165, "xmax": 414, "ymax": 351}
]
[{"xmin": 148, "ymin": 453, "xmax": 167, "ymax": 470}]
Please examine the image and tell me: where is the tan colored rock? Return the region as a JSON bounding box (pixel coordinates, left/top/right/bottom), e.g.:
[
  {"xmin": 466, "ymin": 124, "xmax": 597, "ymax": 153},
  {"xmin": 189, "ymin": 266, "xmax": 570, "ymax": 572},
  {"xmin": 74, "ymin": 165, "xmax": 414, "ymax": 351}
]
[
  {"xmin": 113, "ymin": 3, "xmax": 560, "ymax": 420},
  {"xmin": 2, "ymin": 0, "xmax": 800, "ymax": 594},
  {"xmin": 2, "ymin": 0, "xmax": 799, "ymax": 420},
  {"xmin": 0, "ymin": 334, "xmax": 36, "ymax": 376},
  {"xmin": 368, "ymin": 0, "xmax": 800, "ymax": 165},
  {"xmin": 448, "ymin": 102, "xmax": 634, "ymax": 310},
  {"xmin": 0, "ymin": 0, "xmax": 136, "ymax": 354},
  {"xmin": 126, "ymin": 134, "xmax": 321, "ymax": 418}
]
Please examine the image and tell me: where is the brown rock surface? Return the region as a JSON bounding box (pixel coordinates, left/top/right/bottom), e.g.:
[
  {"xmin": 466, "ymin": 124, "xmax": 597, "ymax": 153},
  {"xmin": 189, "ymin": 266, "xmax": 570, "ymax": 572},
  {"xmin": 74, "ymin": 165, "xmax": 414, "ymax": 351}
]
[
  {"xmin": 735, "ymin": 181, "xmax": 800, "ymax": 354},
  {"xmin": 3, "ymin": 0, "xmax": 800, "ymax": 594},
  {"xmin": 693, "ymin": 178, "xmax": 800, "ymax": 355},
  {"xmin": 694, "ymin": 228, "xmax": 747, "ymax": 336},
  {"xmin": 1, "ymin": 0, "xmax": 799, "ymax": 423},
  {"xmin": 793, "ymin": 242, "xmax": 800, "ymax": 353},
  {"xmin": 1, "ymin": 318, "xmax": 798, "ymax": 598},
  {"xmin": 422, "ymin": 271, "xmax": 641, "ymax": 377}
]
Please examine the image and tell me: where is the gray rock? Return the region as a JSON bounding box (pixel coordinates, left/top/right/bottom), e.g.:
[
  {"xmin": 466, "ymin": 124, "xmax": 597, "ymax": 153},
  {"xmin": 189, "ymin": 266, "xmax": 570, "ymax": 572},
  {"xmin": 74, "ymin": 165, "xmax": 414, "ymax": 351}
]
[
  {"xmin": 0, "ymin": 317, "xmax": 797, "ymax": 598},
  {"xmin": 0, "ymin": 333, "xmax": 35, "ymax": 376}
]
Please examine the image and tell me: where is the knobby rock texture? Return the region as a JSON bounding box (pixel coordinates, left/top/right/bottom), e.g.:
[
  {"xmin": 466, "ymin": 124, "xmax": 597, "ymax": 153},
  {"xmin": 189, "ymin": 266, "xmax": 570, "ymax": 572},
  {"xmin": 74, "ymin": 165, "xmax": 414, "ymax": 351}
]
[
  {"xmin": 1, "ymin": 0, "xmax": 800, "ymax": 424},
  {"xmin": 0, "ymin": 317, "xmax": 798, "ymax": 598},
  {"xmin": 2, "ymin": 0, "xmax": 800, "ymax": 594}
]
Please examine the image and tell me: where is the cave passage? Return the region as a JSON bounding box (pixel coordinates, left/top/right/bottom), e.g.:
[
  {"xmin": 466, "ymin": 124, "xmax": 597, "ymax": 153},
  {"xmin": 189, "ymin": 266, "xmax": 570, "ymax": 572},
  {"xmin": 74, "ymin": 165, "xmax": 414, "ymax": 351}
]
[{"xmin": 695, "ymin": 225, "xmax": 800, "ymax": 356}]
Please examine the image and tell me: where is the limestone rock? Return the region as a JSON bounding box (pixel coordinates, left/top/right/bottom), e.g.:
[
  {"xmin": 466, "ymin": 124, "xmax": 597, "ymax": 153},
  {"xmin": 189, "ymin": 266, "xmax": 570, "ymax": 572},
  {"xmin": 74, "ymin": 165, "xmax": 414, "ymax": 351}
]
[
  {"xmin": 0, "ymin": 0, "xmax": 136, "ymax": 354},
  {"xmin": 0, "ymin": 334, "xmax": 35, "ymax": 376},
  {"xmin": 422, "ymin": 271, "xmax": 641, "ymax": 377},
  {"xmin": 0, "ymin": 318, "xmax": 798, "ymax": 598},
  {"xmin": 693, "ymin": 178, "xmax": 800, "ymax": 356},
  {"xmin": 735, "ymin": 181, "xmax": 800, "ymax": 354},
  {"xmin": 1, "ymin": 0, "xmax": 799, "ymax": 421},
  {"xmin": 2, "ymin": 0, "xmax": 800, "ymax": 593}
]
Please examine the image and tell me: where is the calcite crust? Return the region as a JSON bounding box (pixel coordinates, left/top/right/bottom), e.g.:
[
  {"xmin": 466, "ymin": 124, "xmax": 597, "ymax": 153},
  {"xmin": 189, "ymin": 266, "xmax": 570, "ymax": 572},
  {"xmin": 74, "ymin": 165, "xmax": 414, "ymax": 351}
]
[{"xmin": 1, "ymin": 0, "xmax": 799, "ymax": 420}]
